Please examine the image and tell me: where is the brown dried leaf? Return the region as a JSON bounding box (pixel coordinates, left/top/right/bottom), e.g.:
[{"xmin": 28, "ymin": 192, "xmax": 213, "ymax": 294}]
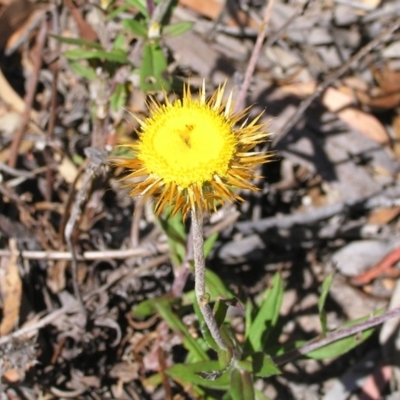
[
  {"xmin": 2, "ymin": 368, "xmax": 20, "ymax": 382},
  {"xmin": 280, "ymin": 81, "xmax": 317, "ymax": 97},
  {"xmin": 6, "ymin": 7, "xmax": 47, "ymax": 54},
  {"xmin": 323, "ymin": 87, "xmax": 390, "ymax": 144},
  {"xmin": 368, "ymin": 207, "xmax": 400, "ymax": 225},
  {"xmin": 356, "ymin": 89, "xmax": 400, "ymax": 110},
  {"xmin": 0, "ymin": 0, "xmax": 39, "ymax": 50},
  {"xmin": 359, "ymin": 0, "xmax": 381, "ymax": 8},
  {"xmin": 59, "ymin": 156, "xmax": 80, "ymax": 184},
  {"xmin": 356, "ymin": 66, "xmax": 400, "ymax": 109},
  {"xmin": 0, "ymin": 238, "xmax": 22, "ymax": 335},
  {"xmin": 109, "ymin": 362, "xmax": 139, "ymax": 383},
  {"xmin": 0, "ymin": 69, "xmax": 37, "ymax": 119},
  {"xmin": 179, "ymin": 0, "xmax": 259, "ymax": 28},
  {"xmin": 46, "ymin": 260, "xmax": 67, "ymax": 294},
  {"xmin": 179, "ymin": 0, "xmax": 221, "ymax": 20},
  {"xmin": 373, "ymin": 65, "xmax": 400, "ymax": 93}
]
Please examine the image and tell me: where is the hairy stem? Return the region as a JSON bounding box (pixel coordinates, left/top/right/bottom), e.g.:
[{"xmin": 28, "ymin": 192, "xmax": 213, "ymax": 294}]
[{"xmin": 191, "ymin": 207, "xmax": 228, "ymax": 351}]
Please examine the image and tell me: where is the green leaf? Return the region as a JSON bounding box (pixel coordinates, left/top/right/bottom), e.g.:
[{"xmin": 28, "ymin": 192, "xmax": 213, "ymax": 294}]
[
  {"xmin": 122, "ymin": 19, "xmax": 148, "ymax": 37},
  {"xmin": 204, "ymin": 232, "xmax": 218, "ymax": 258},
  {"xmin": 134, "ymin": 296, "xmax": 209, "ymax": 361},
  {"xmin": 254, "ymin": 389, "xmax": 274, "ymax": 400},
  {"xmin": 166, "ymin": 361, "xmax": 230, "ymax": 390},
  {"xmin": 306, "ymin": 310, "xmax": 384, "ymax": 360},
  {"xmin": 68, "ymin": 62, "xmax": 97, "ymax": 80},
  {"xmin": 318, "ymin": 272, "xmax": 334, "ymax": 336},
  {"xmin": 158, "ymin": 211, "xmax": 186, "ymax": 244},
  {"xmin": 139, "ymin": 41, "xmax": 171, "ymax": 92},
  {"xmin": 51, "ymin": 35, "xmax": 102, "ymax": 49},
  {"xmin": 264, "ymin": 339, "xmax": 305, "ymax": 359},
  {"xmin": 214, "ymin": 300, "xmax": 229, "ymax": 327},
  {"xmin": 64, "ymin": 48, "xmax": 128, "ymax": 63},
  {"xmin": 229, "ymin": 368, "xmax": 255, "ymax": 400},
  {"xmin": 107, "ymin": 3, "xmax": 130, "ymax": 20},
  {"xmin": 113, "ymin": 33, "xmax": 126, "ymax": 50},
  {"xmin": 133, "ymin": 296, "xmax": 168, "ymax": 318},
  {"xmin": 193, "ymin": 300, "xmax": 219, "ymax": 351},
  {"xmin": 245, "ymin": 299, "xmax": 254, "ymax": 340},
  {"xmin": 307, "ymin": 331, "xmax": 373, "ymax": 359},
  {"xmin": 205, "ymin": 269, "xmax": 234, "ymax": 300},
  {"xmin": 218, "ymin": 347, "xmax": 234, "ymax": 370},
  {"xmin": 126, "ymin": 0, "xmax": 148, "ymax": 18},
  {"xmin": 237, "ymin": 352, "xmax": 281, "ymax": 378},
  {"xmin": 145, "ymin": 372, "xmax": 207, "ymax": 398},
  {"xmin": 153, "ymin": 298, "xmax": 209, "ymax": 361},
  {"xmin": 163, "ymin": 21, "xmax": 194, "ymax": 37},
  {"xmin": 158, "ymin": 211, "xmax": 186, "ymax": 265},
  {"xmin": 193, "ymin": 298, "xmax": 235, "ymax": 352},
  {"xmin": 110, "ymin": 83, "xmax": 128, "ymax": 111},
  {"xmin": 245, "ymin": 273, "xmax": 284, "ymax": 352}
]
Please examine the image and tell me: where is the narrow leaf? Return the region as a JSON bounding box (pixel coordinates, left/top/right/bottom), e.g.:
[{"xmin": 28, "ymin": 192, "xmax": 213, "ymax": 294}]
[
  {"xmin": 163, "ymin": 21, "xmax": 194, "ymax": 37},
  {"xmin": 158, "ymin": 211, "xmax": 186, "ymax": 265},
  {"xmin": 214, "ymin": 300, "xmax": 229, "ymax": 327},
  {"xmin": 166, "ymin": 361, "xmax": 230, "ymax": 389},
  {"xmin": 307, "ymin": 328, "xmax": 374, "ymax": 359},
  {"xmin": 139, "ymin": 41, "xmax": 171, "ymax": 92},
  {"xmin": 205, "ymin": 269, "xmax": 234, "ymax": 300},
  {"xmin": 107, "ymin": 4, "xmax": 130, "ymax": 20},
  {"xmin": 126, "ymin": 0, "xmax": 148, "ymax": 18},
  {"xmin": 245, "ymin": 273, "xmax": 284, "ymax": 352},
  {"xmin": 64, "ymin": 48, "xmax": 128, "ymax": 63},
  {"xmin": 318, "ymin": 272, "xmax": 334, "ymax": 335},
  {"xmin": 307, "ymin": 310, "xmax": 384, "ymax": 359},
  {"xmin": 204, "ymin": 232, "xmax": 218, "ymax": 258},
  {"xmin": 154, "ymin": 298, "xmax": 209, "ymax": 361},
  {"xmin": 158, "ymin": 212, "xmax": 186, "ymax": 244},
  {"xmin": 122, "ymin": 19, "xmax": 148, "ymax": 37},
  {"xmin": 229, "ymin": 368, "xmax": 255, "ymax": 400},
  {"xmin": 68, "ymin": 62, "xmax": 97, "ymax": 80},
  {"xmin": 237, "ymin": 352, "xmax": 281, "ymax": 378},
  {"xmin": 113, "ymin": 33, "xmax": 126, "ymax": 50},
  {"xmin": 110, "ymin": 83, "xmax": 128, "ymax": 111},
  {"xmin": 51, "ymin": 35, "xmax": 102, "ymax": 49}
]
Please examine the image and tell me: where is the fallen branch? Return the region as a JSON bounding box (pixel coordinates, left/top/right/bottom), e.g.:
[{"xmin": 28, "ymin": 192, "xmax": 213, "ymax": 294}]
[{"xmin": 237, "ymin": 185, "xmax": 400, "ymax": 235}]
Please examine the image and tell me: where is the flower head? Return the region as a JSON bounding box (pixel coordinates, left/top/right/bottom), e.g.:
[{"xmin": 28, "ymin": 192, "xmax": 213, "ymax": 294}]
[{"xmin": 112, "ymin": 82, "xmax": 272, "ymax": 217}]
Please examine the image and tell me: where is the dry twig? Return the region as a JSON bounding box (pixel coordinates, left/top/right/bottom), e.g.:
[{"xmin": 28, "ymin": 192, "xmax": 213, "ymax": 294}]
[
  {"xmin": 237, "ymin": 185, "xmax": 400, "ymax": 235},
  {"xmin": 64, "ymin": 148, "xmax": 108, "ymax": 315},
  {"xmin": 8, "ymin": 20, "xmax": 47, "ymax": 168},
  {"xmin": 234, "ymin": 0, "xmax": 275, "ymax": 113}
]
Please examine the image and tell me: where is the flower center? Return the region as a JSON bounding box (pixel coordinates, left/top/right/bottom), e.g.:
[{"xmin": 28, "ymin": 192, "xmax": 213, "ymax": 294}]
[{"xmin": 138, "ymin": 102, "xmax": 237, "ymax": 188}]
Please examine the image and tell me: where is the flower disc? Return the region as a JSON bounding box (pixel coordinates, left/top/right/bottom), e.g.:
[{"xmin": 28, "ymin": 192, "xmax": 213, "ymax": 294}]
[{"xmin": 139, "ymin": 103, "xmax": 237, "ymax": 188}]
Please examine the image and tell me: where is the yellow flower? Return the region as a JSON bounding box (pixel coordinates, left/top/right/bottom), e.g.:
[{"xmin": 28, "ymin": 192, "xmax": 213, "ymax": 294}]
[{"xmin": 112, "ymin": 82, "xmax": 272, "ymax": 217}]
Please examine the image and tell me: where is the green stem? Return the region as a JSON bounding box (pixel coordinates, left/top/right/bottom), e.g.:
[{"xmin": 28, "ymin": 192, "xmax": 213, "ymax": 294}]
[{"xmin": 191, "ymin": 207, "xmax": 228, "ymax": 351}]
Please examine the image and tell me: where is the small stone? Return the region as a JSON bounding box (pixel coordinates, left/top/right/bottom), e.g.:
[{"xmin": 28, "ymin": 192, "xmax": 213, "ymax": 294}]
[{"xmin": 334, "ymin": 4, "xmax": 358, "ymax": 26}]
